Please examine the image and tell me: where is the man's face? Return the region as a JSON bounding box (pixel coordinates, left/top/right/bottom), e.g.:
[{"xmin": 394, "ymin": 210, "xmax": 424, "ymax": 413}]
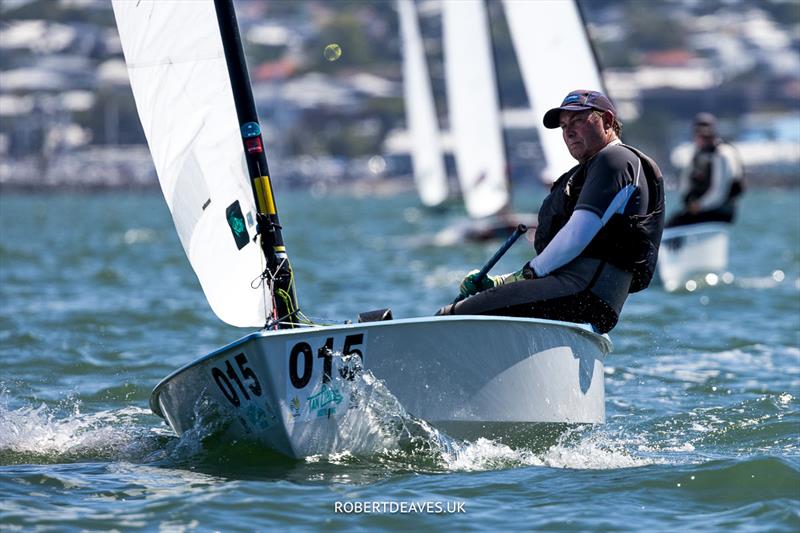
[
  {"xmin": 559, "ymin": 109, "xmax": 609, "ymax": 163},
  {"xmin": 694, "ymin": 132, "xmax": 715, "ymax": 150}
]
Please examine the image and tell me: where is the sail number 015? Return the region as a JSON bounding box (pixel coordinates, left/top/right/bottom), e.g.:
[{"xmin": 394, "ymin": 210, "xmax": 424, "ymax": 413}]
[
  {"xmin": 210, "ymin": 333, "xmax": 365, "ymax": 407},
  {"xmin": 211, "ymin": 352, "xmax": 262, "ymax": 407},
  {"xmin": 289, "ymin": 333, "xmax": 364, "ymax": 389}
]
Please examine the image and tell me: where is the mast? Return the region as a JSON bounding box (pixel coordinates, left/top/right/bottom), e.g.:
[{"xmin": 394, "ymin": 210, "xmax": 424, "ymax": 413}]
[{"xmin": 214, "ymin": 0, "xmax": 299, "ymax": 329}]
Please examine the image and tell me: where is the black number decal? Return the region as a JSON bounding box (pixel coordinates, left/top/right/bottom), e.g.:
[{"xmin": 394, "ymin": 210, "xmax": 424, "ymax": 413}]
[
  {"xmin": 211, "ymin": 353, "xmax": 262, "ymax": 407},
  {"xmin": 289, "ymin": 334, "xmax": 365, "ymax": 388},
  {"xmin": 318, "ymin": 337, "xmax": 334, "ymax": 384},
  {"xmin": 290, "ymin": 342, "xmax": 313, "ymax": 389},
  {"xmin": 343, "ymin": 334, "xmax": 364, "ymax": 359},
  {"xmin": 225, "ymin": 360, "xmax": 251, "ymax": 401},
  {"xmin": 340, "ymin": 333, "xmax": 365, "ymax": 380},
  {"xmin": 212, "ymin": 367, "xmax": 240, "ymax": 406},
  {"xmin": 235, "ymin": 353, "xmax": 262, "ymax": 396}
]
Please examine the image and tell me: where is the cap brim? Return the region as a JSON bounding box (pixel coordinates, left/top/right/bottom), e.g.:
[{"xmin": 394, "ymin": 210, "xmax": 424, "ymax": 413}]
[{"xmin": 542, "ymin": 105, "xmax": 593, "ymax": 129}]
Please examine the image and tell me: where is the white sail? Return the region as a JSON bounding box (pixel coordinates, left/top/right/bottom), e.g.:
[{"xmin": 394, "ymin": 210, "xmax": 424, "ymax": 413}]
[
  {"xmin": 503, "ymin": 0, "xmax": 604, "ymax": 183},
  {"xmin": 112, "ymin": 0, "xmax": 271, "ymax": 328},
  {"xmin": 443, "ymin": 0, "xmax": 509, "ymax": 219},
  {"xmin": 398, "ymin": 0, "xmax": 448, "ymax": 208}
]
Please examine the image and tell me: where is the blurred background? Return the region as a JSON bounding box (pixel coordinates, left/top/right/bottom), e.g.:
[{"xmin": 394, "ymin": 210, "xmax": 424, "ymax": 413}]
[{"xmin": 0, "ymin": 0, "xmax": 798, "ymax": 193}]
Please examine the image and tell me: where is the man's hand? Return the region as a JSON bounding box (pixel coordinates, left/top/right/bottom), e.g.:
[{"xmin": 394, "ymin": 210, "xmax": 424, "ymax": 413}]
[
  {"xmin": 458, "ymin": 267, "xmax": 531, "ymax": 299},
  {"xmin": 459, "ymin": 269, "xmax": 497, "ymax": 298}
]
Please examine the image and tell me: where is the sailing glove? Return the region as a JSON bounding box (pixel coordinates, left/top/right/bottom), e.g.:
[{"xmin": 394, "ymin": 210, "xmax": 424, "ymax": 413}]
[{"xmin": 459, "ymin": 266, "xmax": 533, "ymax": 299}]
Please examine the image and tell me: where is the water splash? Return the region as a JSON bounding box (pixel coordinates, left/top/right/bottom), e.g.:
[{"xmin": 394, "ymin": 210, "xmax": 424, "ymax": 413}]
[
  {"xmin": 300, "ymin": 355, "xmax": 664, "ymax": 472},
  {"xmin": 0, "ymin": 396, "xmax": 168, "ymax": 465},
  {"xmin": 300, "ymin": 353, "xmax": 453, "ymax": 460},
  {"xmin": 435, "ymin": 425, "xmax": 664, "ymax": 472},
  {"xmin": 0, "ymin": 349, "xmax": 718, "ymax": 475}
]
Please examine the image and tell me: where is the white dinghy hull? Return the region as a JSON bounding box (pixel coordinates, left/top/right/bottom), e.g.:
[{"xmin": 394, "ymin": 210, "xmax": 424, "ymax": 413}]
[
  {"xmin": 432, "ymin": 212, "xmax": 539, "ymax": 246},
  {"xmin": 657, "ymin": 222, "xmax": 730, "ymax": 291},
  {"xmin": 151, "ymin": 316, "xmax": 611, "ymax": 458}
]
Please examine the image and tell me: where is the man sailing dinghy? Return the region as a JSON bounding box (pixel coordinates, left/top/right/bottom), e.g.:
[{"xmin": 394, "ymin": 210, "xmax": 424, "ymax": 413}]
[{"xmin": 113, "ymin": 0, "xmax": 611, "ymax": 459}]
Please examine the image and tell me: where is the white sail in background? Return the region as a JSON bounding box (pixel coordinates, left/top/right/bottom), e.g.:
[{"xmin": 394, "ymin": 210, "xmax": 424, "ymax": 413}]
[
  {"xmin": 503, "ymin": 0, "xmax": 604, "ymax": 184},
  {"xmin": 112, "ymin": 0, "xmax": 271, "ymax": 328},
  {"xmin": 443, "ymin": 0, "xmax": 509, "ymax": 219},
  {"xmin": 398, "ymin": 0, "xmax": 448, "ymax": 208}
]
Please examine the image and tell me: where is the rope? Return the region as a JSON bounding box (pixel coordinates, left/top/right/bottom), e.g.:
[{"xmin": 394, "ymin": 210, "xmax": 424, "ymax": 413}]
[
  {"xmin": 249, "ymin": 241, "xmax": 342, "ymax": 330},
  {"xmin": 251, "ymin": 234, "xmax": 275, "ymax": 324},
  {"xmin": 250, "ymin": 247, "xmax": 305, "ymax": 330}
]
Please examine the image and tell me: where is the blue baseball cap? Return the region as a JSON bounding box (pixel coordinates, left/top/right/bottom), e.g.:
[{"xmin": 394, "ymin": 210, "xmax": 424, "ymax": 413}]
[{"xmin": 543, "ymin": 90, "xmax": 617, "ymax": 129}]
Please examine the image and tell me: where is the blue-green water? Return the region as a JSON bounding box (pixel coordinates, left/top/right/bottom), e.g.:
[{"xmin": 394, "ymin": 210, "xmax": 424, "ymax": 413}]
[{"xmin": 1, "ymin": 188, "xmax": 799, "ymax": 531}]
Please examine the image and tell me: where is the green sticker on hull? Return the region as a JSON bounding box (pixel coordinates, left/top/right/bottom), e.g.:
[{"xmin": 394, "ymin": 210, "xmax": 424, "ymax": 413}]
[{"xmin": 226, "ymin": 200, "xmax": 250, "ymax": 250}]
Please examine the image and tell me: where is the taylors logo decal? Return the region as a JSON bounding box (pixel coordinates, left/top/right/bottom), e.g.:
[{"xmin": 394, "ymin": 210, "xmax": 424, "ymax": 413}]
[
  {"xmin": 284, "ymin": 332, "xmax": 366, "ymax": 422},
  {"xmin": 307, "ymin": 384, "xmax": 343, "ymax": 417}
]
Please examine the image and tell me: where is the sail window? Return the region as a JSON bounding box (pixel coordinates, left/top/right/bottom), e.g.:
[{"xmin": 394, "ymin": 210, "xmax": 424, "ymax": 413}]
[{"xmin": 171, "ymin": 150, "xmax": 212, "ymax": 251}]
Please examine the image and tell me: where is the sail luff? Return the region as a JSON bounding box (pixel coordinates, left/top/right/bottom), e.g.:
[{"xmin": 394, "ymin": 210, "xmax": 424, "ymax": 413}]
[{"xmin": 213, "ymin": 0, "xmax": 299, "ymax": 329}]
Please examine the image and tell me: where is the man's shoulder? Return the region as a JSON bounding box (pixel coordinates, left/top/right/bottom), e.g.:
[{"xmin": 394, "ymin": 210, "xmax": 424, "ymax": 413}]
[
  {"xmin": 716, "ymin": 142, "xmax": 739, "ymax": 159},
  {"xmin": 610, "ymin": 142, "xmax": 658, "ymax": 162},
  {"xmin": 617, "ymin": 142, "xmax": 662, "ymax": 175},
  {"xmin": 585, "ymin": 142, "xmax": 663, "ymax": 187},
  {"xmin": 589, "ymin": 143, "xmax": 641, "ymax": 171}
]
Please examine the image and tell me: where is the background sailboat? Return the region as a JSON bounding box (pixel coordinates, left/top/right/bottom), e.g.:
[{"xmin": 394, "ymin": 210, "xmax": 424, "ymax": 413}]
[
  {"xmin": 397, "ymin": 0, "xmax": 449, "ymax": 210},
  {"xmin": 401, "ymin": 0, "xmax": 604, "ymax": 243},
  {"xmin": 436, "ymin": 0, "xmax": 610, "ymax": 243},
  {"xmin": 427, "ymin": 0, "xmax": 537, "ymax": 244},
  {"xmin": 442, "ymin": 0, "xmax": 508, "ymax": 221},
  {"xmin": 657, "ymin": 223, "xmax": 731, "ymax": 292}
]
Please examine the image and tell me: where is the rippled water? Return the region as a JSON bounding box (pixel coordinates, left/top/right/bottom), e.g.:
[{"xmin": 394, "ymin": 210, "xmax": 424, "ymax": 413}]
[{"xmin": 1, "ymin": 189, "xmax": 798, "ymax": 530}]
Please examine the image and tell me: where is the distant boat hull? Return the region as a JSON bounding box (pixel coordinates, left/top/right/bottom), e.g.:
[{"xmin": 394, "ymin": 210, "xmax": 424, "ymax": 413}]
[
  {"xmin": 151, "ymin": 315, "xmax": 610, "ymax": 459},
  {"xmin": 433, "ymin": 212, "xmax": 538, "ymax": 246},
  {"xmin": 657, "ymin": 222, "xmax": 730, "ymax": 291}
]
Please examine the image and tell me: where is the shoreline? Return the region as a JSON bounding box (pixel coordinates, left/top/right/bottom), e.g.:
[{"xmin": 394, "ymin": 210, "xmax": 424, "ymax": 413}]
[{"xmin": 2, "ymin": 176, "xmax": 797, "ymax": 194}]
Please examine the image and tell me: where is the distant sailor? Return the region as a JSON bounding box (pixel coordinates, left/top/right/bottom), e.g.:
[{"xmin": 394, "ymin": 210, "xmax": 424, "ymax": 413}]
[
  {"xmin": 437, "ymin": 90, "xmax": 665, "ymax": 333},
  {"xmin": 666, "ymin": 112, "xmax": 745, "ymax": 228}
]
